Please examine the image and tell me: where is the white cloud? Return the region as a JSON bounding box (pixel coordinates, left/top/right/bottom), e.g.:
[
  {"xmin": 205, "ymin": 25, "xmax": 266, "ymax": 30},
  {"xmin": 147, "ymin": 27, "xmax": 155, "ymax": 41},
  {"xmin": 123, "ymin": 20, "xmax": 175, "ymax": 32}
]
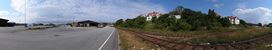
[
  {"xmin": 11, "ymin": 0, "xmax": 26, "ymax": 14},
  {"xmin": 0, "ymin": 10, "xmax": 25, "ymax": 23},
  {"xmin": 11, "ymin": 0, "xmax": 166, "ymax": 23},
  {"xmin": 209, "ymin": 0, "xmax": 217, "ymax": 2},
  {"xmin": 207, "ymin": 0, "xmax": 224, "ymax": 8},
  {"xmin": 233, "ymin": 7, "xmax": 272, "ymax": 24},
  {"xmin": 237, "ymin": 3, "xmax": 247, "ymax": 9},
  {"xmin": 0, "ymin": 11, "xmax": 10, "ymax": 18},
  {"xmin": 214, "ymin": 3, "xmax": 224, "ymax": 8}
]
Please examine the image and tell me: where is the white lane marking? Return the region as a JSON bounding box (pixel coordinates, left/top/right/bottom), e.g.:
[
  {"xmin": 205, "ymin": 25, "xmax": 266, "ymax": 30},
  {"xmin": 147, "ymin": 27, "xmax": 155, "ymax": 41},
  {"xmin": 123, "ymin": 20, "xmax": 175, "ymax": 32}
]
[
  {"xmin": 117, "ymin": 30, "xmax": 120, "ymax": 50},
  {"xmin": 98, "ymin": 28, "xmax": 115, "ymax": 50}
]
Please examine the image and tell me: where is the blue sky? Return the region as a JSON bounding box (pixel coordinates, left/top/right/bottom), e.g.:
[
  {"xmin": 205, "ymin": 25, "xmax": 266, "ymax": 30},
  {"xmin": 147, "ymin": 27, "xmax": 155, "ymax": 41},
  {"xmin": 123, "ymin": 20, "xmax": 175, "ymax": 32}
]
[
  {"xmin": 0, "ymin": 0, "xmax": 12, "ymax": 11},
  {"xmin": 0, "ymin": 0, "xmax": 272, "ymax": 24},
  {"xmin": 150, "ymin": 0, "xmax": 272, "ymax": 16}
]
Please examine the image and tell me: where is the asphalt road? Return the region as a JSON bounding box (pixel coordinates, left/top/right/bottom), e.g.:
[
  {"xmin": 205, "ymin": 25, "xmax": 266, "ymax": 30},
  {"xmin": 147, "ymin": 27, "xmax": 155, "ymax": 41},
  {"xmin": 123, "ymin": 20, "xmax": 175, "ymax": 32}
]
[{"xmin": 0, "ymin": 26, "xmax": 118, "ymax": 50}]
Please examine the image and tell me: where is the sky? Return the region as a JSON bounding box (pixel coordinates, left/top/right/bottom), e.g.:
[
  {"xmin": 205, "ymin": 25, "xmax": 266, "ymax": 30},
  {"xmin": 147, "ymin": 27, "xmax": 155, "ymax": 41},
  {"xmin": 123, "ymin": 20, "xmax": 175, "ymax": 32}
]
[{"xmin": 0, "ymin": 0, "xmax": 272, "ymax": 24}]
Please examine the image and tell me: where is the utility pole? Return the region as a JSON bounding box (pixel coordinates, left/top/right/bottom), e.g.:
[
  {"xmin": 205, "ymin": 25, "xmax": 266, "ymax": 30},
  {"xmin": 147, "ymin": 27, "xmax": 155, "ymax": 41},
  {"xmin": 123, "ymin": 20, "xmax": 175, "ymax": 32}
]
[{"xmin": 25, "ymin": 0, "xmax": 27, "ymax": 27}]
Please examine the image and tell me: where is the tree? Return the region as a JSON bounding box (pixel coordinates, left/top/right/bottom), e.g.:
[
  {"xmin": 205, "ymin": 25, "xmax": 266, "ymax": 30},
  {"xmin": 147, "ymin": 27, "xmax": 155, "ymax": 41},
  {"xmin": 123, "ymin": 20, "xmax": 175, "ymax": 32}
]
[
  {"xmin": 208, "ymin": 9, "xmax": 219, "ymax": 17},
  {"xmin": 169, "ymin": 6, "xmax": 184, "ymax": 15},
  {"xmin": 258, "ymin": 23, "xmax": 262, "ymax": 26},
  {"xmin": 205, "ymin": 9, "xmax": 222, "ymax": 29},
  {"xmin": 119, "ymin": 16, "xmax": 147, "ymax": 28},
  {"xmin": 133, "ymin": 16, "xmax": 146, "ymax": 28},
  {"xmin": 116, "ymin": 6, "xmax": 250, "ymax": 31},
  {"xmin": 175, "ymin": 20, "xmax": 192, "ymax": 31},
  {"xmin": 151, "ymin": 17, "xmax": 157, "ymax": 23},
  {"xmin": 239, "ymin": 19, "xmax": 249, "ymax": 27},
  {"xmin": 267, "ymin": 23, "xmax": 272, "ymax": 27},
  {"xmin": 219, "ymin": 17, "xmax": 231, "ymax": 27},
  {"xmin": 114, "ymin": 19, "xmax": 123, "ymax": 26},
  {"xmin": 121, "ymin": 19, "xmax": 133, "ymax": 28},
  {"xmin": 240, "ymin": 20, "xmax": 247, "ymax": 25},
  {"xmin": 153, "ymin": 14, "xmax": 170, "ymax": 29}
]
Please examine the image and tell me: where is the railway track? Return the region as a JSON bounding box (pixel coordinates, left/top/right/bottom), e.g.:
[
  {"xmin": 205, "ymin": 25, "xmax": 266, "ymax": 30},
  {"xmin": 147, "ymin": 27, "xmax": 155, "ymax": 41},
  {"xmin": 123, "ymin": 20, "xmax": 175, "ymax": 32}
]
[{"xmin": 123, "ymin": 29, "xmax": 272, "ymax": 50}]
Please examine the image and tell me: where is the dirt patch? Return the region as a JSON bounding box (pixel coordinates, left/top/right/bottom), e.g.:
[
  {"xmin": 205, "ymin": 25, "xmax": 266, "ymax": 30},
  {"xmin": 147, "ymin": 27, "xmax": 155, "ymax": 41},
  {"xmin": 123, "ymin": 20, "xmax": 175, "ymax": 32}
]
[{"xmin": 118, "ymin": 29, "xmax": 161, "ymax": 50}]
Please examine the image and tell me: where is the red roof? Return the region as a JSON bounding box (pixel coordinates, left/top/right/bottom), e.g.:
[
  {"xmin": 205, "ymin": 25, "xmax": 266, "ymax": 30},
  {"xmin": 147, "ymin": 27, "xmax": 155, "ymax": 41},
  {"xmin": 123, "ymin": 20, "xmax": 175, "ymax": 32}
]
[
  {"xmin": 147, "ymin": 11, "xmax": 160, "ymax": 17},
  {"xmin": 228, "ymin": 16, "xmax": 237, "ymax": 19}
]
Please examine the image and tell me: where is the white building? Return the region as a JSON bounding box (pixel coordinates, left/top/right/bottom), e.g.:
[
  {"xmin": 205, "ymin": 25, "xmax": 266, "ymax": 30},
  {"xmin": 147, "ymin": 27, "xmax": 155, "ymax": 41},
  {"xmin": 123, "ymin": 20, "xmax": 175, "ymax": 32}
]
[
  {"xmin": 228, "ymin": 16, "xmax": 240, "ymax": 24},
  {"xmin": 144, "ymin": 12, "xmax": 181, "ymax": 21},
  {"xmin": 145, "ymin": 12, "xmax": 161, "ymax": 21},
  {"xmin": 174, "ymin": 15, "xmax": 181, "ymax": 19}
]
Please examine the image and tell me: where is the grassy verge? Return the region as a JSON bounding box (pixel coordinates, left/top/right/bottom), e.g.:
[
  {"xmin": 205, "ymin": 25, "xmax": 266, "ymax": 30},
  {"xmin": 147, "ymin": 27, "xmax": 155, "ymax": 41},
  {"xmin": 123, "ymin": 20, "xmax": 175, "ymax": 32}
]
[
  {"xmin": 119, "ymin": 27, "xmax": 272, "ymax": 45},
  {"xmin": 188, "ymin": 27, "xmax": 272, "ymax": 44},
  {"xmin": 118, "ymin": 29, "xmax": 160, "ymax": 50},
  {"xmin": 250, "ymin": 44, "xmax": 272, "ymax": 50}
]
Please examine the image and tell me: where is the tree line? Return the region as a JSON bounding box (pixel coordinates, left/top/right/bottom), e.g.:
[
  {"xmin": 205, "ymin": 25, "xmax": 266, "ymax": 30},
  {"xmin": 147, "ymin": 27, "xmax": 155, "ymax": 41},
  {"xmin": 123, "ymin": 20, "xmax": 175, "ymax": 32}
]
[{"xmin": 115, "ymin": 6, "xmax": 248, "ymax": 31}]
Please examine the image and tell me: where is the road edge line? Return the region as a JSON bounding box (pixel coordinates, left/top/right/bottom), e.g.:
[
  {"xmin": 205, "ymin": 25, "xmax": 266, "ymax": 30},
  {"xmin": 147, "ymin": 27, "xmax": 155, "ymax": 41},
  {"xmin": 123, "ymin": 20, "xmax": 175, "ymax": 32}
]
[
  {"xmin": 117, "ymin": 29, "xmax": 120, "ymax": 50},
  {"xmin": 98, "ymin": 28, "xmax": 115, "ymax": 50}
]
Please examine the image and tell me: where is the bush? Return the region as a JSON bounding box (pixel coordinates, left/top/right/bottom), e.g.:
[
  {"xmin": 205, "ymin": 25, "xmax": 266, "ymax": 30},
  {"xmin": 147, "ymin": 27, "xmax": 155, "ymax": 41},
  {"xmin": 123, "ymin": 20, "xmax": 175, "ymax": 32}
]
[
  {"xmin": 170, "ymin": 20, "xmax": 192, "ymax": 31},
  {"xmin": 114, "ymin": 19, "xmax": 124, "ymax": 26},
  {"xmin": 180, "ymin": 22, "xmax": 192, "ymax": 31},
  {"xmin": 219, "ymin": 17, "xmax": 231, "ymax": 27},
  {"xmin": 119, "ymin": 16, "xmax": 146, "ymax": 29}
]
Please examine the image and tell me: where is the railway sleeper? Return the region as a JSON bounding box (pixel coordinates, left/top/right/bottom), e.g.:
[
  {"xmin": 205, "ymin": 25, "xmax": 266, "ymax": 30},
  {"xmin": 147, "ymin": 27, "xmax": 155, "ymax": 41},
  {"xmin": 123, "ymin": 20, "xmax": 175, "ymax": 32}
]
[
  {"xmin": 174, "ymin": 45, "xmax": 186, "ymax": 50},
  {"xmin": 214, "ymin": 45, "xmax": 227, "ymax": 50}
]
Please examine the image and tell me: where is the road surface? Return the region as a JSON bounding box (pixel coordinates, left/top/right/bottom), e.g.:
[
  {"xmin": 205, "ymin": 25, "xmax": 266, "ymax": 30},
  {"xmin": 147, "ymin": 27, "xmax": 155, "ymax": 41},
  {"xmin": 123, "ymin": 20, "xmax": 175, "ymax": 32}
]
[{"xmin": 0, "ymin": 26, "xmax": 118, "ymax": 50}]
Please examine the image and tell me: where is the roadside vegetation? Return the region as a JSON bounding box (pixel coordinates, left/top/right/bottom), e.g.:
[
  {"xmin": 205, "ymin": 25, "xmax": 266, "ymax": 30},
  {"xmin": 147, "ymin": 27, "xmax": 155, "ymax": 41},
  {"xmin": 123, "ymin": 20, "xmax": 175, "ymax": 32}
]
[
  {"xmin": 115, "ymin": 6, "xmax": 272, "ymax": 46},
  {"xmin": 251, "ymin": 44, "xmax": 272, "ymax": 50},
  {"xmin": 115, "ymin": 6, "xmax": 250, "ymax": 32}
]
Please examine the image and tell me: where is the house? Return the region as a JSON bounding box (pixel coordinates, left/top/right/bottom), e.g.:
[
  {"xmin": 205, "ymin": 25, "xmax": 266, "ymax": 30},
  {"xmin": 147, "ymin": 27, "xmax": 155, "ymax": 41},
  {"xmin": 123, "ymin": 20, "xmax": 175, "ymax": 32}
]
[
  {"xmin": 227, "ymin": 16, "xmax": 240, "ymax": 25},
  {"xmin": 70, "ymin": 20, "xmax": 99, "ymax": 27},
  {"xmin": 174, "ymin": 15, "xmax": 181, "ymax": 19},
  {"xmin": 144, "ymin": 11, "xmax": 182, "ymax": 21},
  {"xmin": 145, "ymin": 11, "xmax": 161, "ymax": 21}
]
